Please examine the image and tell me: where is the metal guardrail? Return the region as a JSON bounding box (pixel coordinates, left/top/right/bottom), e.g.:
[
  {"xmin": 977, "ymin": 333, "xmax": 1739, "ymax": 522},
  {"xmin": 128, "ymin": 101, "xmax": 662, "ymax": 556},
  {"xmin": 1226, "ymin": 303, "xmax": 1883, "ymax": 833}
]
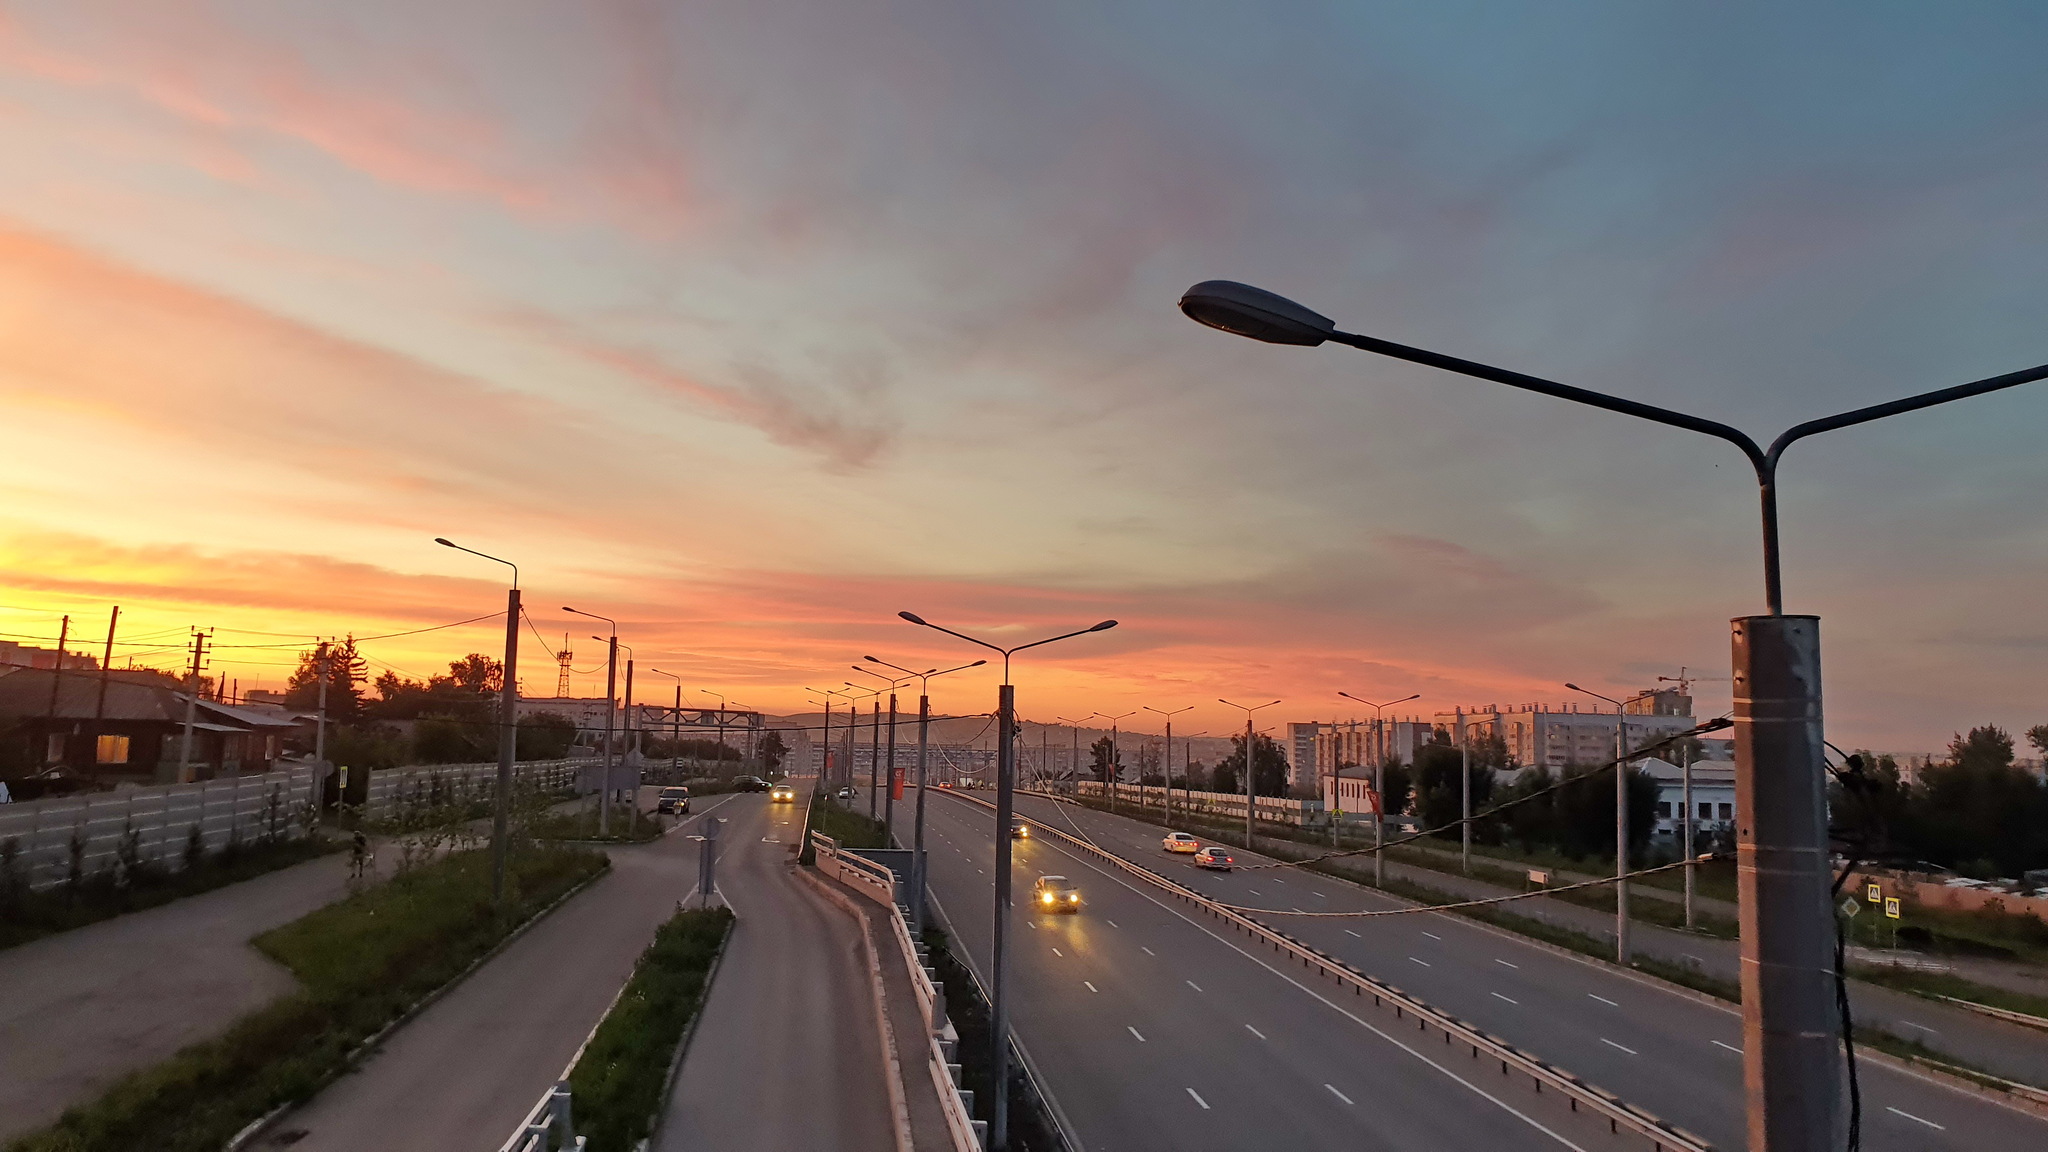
[{"xmin": 955, "ymin": 790, "xmax": 1714, "ymax": 1152}]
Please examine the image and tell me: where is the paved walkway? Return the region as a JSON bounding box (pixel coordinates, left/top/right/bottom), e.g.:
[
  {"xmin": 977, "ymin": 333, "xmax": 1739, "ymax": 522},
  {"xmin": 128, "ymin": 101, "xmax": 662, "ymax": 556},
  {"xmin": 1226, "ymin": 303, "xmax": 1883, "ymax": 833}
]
[
  {"xmin": 657, "ymin": 791, "xmax": 900, "ymax": 1152},
  {"xmin": 0, "ymin": 846, "xmax": 385, "ymax": 1142},
  {"xmin": 265, "ymin": 792, "xmax": 739, "ymax": 1151}
]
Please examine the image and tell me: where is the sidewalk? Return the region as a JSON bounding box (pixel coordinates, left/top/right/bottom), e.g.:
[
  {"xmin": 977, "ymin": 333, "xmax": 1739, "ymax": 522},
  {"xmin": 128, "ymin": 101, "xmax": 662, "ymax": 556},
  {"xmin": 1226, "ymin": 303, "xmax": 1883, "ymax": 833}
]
[{"xmin": 0, "ymin": 847, "xmax": 387, "ymax": 1142}]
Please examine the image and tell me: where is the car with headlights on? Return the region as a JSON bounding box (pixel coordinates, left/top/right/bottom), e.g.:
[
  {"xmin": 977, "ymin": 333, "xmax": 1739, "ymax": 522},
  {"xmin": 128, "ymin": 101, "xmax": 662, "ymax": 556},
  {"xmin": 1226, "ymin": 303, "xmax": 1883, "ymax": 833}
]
[
  {"xmin": 1010, "ymin": 818, "xmax": 1031, "ymax": 839},
  {"xmin": 1193, "ymin": 846, "xmax": 1234, "ymax": 871},
  {"xmin": 655, "ymin": 786, "xmax": 691, "ymax": 815},
  {"xmin": 1032, "ymin": 874, "xmax": 1081, "ymax": 913},
  {"xmin": 1162, "ymin": 831, "xmax": 1199, "ymax": 854},
  {"xmin": 769, "ymin": 782, "xmax": 797, "ymax": 803}
]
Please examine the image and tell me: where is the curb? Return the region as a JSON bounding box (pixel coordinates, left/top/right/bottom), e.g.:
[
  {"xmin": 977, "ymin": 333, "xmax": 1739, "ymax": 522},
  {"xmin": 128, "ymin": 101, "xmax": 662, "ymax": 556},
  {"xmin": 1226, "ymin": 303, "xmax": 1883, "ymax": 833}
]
[
  {"xmin": 641, "ymin": 911, "xmax": 738, "ymax": 1148},
  {"xmin": 224, "ymin": 858, "xmax": 612, "ymax": 1151}
]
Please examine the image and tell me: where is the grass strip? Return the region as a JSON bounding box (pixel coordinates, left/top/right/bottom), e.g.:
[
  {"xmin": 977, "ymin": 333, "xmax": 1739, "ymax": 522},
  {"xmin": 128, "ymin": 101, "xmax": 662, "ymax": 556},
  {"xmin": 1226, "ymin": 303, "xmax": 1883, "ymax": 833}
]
[
  {"xmin": 0, "ymin": 836, "xmax": 337, "ymax": 953},
  {"xmin": 921, "ymin": 926, "xmax": 1065, "ymax": 1152},
  {"xmin": 525, "ymin": 806, "xmax": 664, "ymax": 844},
  {"xmin": 1849, "ymin": 964, "xmax": 2048, "ymax": 1022},
  {"xmin": 808, "ymin": 795, "xmax": 891, "ymax": 850},
  {"xmin": 568, "ymin": 907, "xmax": 734, "ymax": 1152},
  {"xmin": 5, "ymin": 844, "xmax": 607, "ymax": 1152}
]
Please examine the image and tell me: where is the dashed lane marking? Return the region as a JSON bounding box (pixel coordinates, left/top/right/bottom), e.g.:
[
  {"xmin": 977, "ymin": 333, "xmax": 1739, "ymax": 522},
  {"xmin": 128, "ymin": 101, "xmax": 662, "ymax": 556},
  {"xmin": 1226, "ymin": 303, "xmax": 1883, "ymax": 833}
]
[
  {"xmin": 1326, "ymin": 1084, "xmax": 1354, "ymax": 1106},
  {"xmin": 1128, "ymin": 1026, "xmax": 1147, "ymax": 1042},
  {"xmin": 1187, "ymin": 1088, "xmax": 1210, "ymax": 1109},
  {"xmin": 1187, "ymin": 980, "xmax": 1203, "ymax": 992},
  {"xmin": 1886, "ymin": 1107, "xmax": 1943, "ymax": 1131},
  {"xmin": 1588, "ymin": 994, "xmax": 1619, "ymax": 1007},
  {"xmin": 1409, "ymin": 957, "xmax": 1431, "ymax": 967},
  {"xmin": 1084, "ymin": 981, "xmax": 1098, "ymax": 992},
  {"xmin": 1712, "ymin": 1040, "xmax": 1741, "ymax": 1054},
  {"xmin": 1245, "ymin": 1024, "xmax": 1266, "ymax": 1040},
  {"xmin": 1492, "ymin": 992, "xmax": 1518, "ymax": 1004},
  {"xmin": 1495, "ymin": 959, "xmax": 1518, "ymax": 969},
  {"xmin": 1600, "ymin": 1039, "xmax": 1638, "ymax": 1056}
]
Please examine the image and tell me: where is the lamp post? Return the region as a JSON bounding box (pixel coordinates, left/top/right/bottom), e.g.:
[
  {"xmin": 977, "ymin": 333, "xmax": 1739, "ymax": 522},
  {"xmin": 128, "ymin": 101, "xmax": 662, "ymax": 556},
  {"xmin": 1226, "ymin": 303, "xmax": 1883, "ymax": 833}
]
[
  {"xmin": 649, "ymin": 669, "xmax": 682, "ymax": 779},
  {"xmin": 1056, "ymin": 716, "xmax": 1091, "ymax": 790},
  {"xmin": 843, "ymin": 683, "xmax": 885, "ymax": 814},
  {"xmin": 701, "ymin": 689, "xmax": 728, "ymax": 768},
  {"xmin": 1219, "ymin": 699, "xmax": 1281, "ymax": 852},
  {"xmin": 898, "ymin": 611, "xmax": 1116, "ymax": 1151},
  {"xmin": 1180, "ymin": 731, "xmax": 1207, "ymax": 814},
  {"xmin": 854, "ymin": 666, "xmax": 914, "ymax": 840},
  {"xmin": 1144, "ymin": 705, "xmax": 1194, "ymax": 826},
  {"xmin": 1568, "ymin": 684, "xmax": 1656, "ymax": 966},
  {"xmin": 1175, "ymin": 278, "xmax": 2048, "ymax": 1150},
  {"xmin": 563, "ymin": 607, "xmax": 618, "ymax": 834},
  {"xmin": 807, "ymin": 687, "xmax": 853, "ymax": 784},
  {"xmin": 865, "ymin": 655, "xmax": 986, "ymax": 933},
  {"xmin": 1094, "ymin": 711, "xmax": 1135, "ymax": 813},
  {"xmin": 1339, "ymin": 692, "xmax": 1419, "ymax": 888},
  {"xmin": 435, "ymin": 538, "xmax": 520, "ymax": 905}
]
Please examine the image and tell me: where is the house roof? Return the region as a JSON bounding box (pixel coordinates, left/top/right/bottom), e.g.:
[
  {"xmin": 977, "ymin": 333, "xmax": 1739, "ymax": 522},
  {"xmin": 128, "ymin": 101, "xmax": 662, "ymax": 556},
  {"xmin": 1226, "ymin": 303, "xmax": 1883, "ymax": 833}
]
[
  {"xmin": 0, "ymin": 668, "xmax": 297, "ymax": 732},
  {"xmin": 1636, "ymin": 757, "xmax": 1736, "ymax": 782}
]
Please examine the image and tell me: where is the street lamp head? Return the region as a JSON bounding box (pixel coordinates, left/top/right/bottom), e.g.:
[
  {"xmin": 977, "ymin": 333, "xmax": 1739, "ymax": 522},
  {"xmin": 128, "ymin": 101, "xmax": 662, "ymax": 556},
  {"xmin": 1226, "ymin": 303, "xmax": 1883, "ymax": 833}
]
[
  {"xmin": 898, "ymin": 611, "xmax": 927, "ymax": 626},
  {"xmin": 967, "ymin": 659, "xmax": 988, "ymax": 668},
  {"xmin": 1564, "ymin": 682, "xmax": 1583, "ymax": 692},
  {"xmin": 1089, "ymin": 620, "xmax": 1118, "ymax": 632},
  {"xmin": 863, "ymin": 655, "xmax": 880, "ymax": 663},
  {"xmin": 1178, "ymin": 280, "xmax": 1336, "ymax": 347},
  {"xmin": 433, "ymin": 537, "xmax": 455, "ymax": 548}
]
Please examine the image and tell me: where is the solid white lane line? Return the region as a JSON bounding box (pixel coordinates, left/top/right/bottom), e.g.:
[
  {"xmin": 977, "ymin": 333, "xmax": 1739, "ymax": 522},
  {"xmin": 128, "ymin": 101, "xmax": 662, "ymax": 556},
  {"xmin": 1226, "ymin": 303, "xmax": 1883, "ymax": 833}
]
[
  {"xmin": 1187, "ymin": 980, "xmax": 1203, "ymax": 992},
  {"xmin": 1422, "ymin": 931, "xmax": 1442, "ymax": 941},
  {"xmin": 1886, "ymin": 1106, "xmax": 1944, "ymax": 1131},
  {"xmin": 1326, "ymin": 1084, "xmax": 1354, "ymax": 1106},
  {"xmin": 1345, "ymin": 929, "xmax": 1362, "ymax": 938},
  {"xmin": 1899, "ymin": 1020, "xmax": 1939, "ymax": 1035},
  {"xmin": 1084, "ymin": 981, "xmax": 1098, "ymax": 993},
  {"xmin": 1245, "ymin": 1024, "xmax": 1266, "ymax": 1040},
  {"xmin": 1187, "ymin": 1088, "xmax": 1210, "ymax": 1109},
  {"xmin": 1409, "ymin": 957, "xmax": 1431, "ymax": 967},
  {"xmin": 1492, "ymin": 992, "xmax": 1518, "ymax": 1004},
  {"xmin": 1141, "ymin": 946, "xmax": 1156, "ymax": 956},
  {"xmin": 1128, "ymin": 1026, "xmax": 1147, "ymax": 1042},
  {"xmin": 1588, "ymin": 993, "xmax": 1619, "ymax": 1006},
  {"xmin": 1712, "ymin": 1040, "xmax": 1741, "ymax": 1054},
  {"xmin": 1601, "ymin": 1038, "xmax": 1638, "ymax": 1056},
  {"xmin": 1495, "ymin": 959, "xmax": 1518, "ymax": 969}
]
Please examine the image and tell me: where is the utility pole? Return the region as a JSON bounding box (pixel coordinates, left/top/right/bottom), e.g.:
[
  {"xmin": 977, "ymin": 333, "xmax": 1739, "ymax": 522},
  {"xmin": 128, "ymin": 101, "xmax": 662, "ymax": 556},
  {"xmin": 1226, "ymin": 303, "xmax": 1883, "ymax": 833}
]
[
  {"xmin": 600, "ymin": 636, "xmax": 618, "ymax": 834},
  {"xmin": 1145, "ymin": 705, "xmax": 1193, "ymax": 827},
  {"xmin": 177, "ymin": 629, "xmax": 208, "ymax": 782},
  {"xmin": 90, "ymin": 607, "xmax": 118, "ymax": 781},
  {"xmin": 869, "ymin": 698, "xmax": 881, "ymax": 819},
  {"xmin": 43, "ymin": 614, "xmax": 70, "ymax": 766},
  {"xmin": 884, "ymin": 689, "xmax": 899, "ymax": 842},
  {"xmin": 1458, "ymin": 707, "xmax": 1471, "ymax": 874},
  {"xmin": 314, "ymin": 641, "xmax": 331, "ymax": 808},
  {"xmin": 1220, "ymin": 699, "xmax": 1280, "ymax": 852},
  {"xmin": 491, "ymin": 584, "xmax": 521, "ymax": 904}
]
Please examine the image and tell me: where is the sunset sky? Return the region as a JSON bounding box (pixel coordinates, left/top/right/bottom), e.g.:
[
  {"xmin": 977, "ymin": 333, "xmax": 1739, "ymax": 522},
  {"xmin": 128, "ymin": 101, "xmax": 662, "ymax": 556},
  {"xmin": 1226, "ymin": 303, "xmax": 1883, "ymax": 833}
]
[{"xmin": 1, "ymin": 2, "xmax": 2044, "ymax": 749}]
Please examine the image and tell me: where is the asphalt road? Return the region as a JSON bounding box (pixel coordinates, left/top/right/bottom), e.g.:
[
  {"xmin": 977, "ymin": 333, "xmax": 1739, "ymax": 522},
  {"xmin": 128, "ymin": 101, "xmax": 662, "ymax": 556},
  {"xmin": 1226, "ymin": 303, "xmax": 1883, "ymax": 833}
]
[
  {"xmin": 657, "ymin": 784, "xmax": 898, "ymax": 1152},
  {"xmin": 0, "ymin": 846, "xmax": 383, "ymax": 1141},
  {"xmin": 267, "ymin": 792, "xmax": 740, "ymax": 1151},
  {"xmin": 974, "ymin": 789, "xmax": 2048, "ymax": 1152},
  {"xmin": 914, "ymin": 790, "xmax": 1656, "ymax": 1152}
]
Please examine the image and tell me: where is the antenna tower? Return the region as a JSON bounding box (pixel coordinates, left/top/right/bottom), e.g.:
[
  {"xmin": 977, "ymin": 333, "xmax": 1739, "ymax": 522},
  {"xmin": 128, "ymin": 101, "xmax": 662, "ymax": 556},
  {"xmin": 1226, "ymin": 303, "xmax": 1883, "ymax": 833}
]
[{"xmin": 555, "ymin": 633, "xmax": 573, "ymax": 698}]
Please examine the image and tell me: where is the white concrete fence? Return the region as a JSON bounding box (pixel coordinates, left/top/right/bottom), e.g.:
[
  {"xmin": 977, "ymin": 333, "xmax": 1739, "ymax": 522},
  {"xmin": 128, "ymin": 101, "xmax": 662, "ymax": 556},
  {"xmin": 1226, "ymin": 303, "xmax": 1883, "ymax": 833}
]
[
  {"xmin": 1071, "ymin": 779, "xmax": 1319, "ymax": 826},
  {"xmin": 0, "ymin": 759, "xmax": 580, "ymax": 891}
]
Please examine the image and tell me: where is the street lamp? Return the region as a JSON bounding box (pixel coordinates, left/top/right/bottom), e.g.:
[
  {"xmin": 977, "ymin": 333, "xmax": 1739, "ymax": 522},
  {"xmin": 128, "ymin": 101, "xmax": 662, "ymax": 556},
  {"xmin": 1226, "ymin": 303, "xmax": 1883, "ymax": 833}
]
[
  {"xmin": 807, "ymin": 686, "xmax": 853, "ymax": 784},
  {"xmin": 1568, "ymin": 683, "xmax": 1658, "ymax": 966},
  {"xmin": 843, "ymin": 682, "xmax": 886, "ymax": 816},
  {"xmin": 1144, "ymin": 705, "xmax": 1194, "ymax": 826},
  {"xmin": 865, "ymin": 655, "xmax": 987, "ymax": 933},
  {"xmin": 1338, "ymin": 691, "xmax": 1419, "ymax": 887},
  {"xmin": 1218, "ymin": 698, "xmax": 1281, "ymax": 852},
  {"xmin": 701, "ymin": 689, "xmax": 729, "ymax": 767},
  {"xmin": 648, "ymin": 669, "xmax": 683, "ymax": 779},
  {"xmin": 563, "ymin": 607, "xmax": 619, "ymax": 834},
  {"xmin": 434, "ymin": 538, "xmax": 520, "ymax": 906},
  {"xmin": 1055, "ymin": 716, "xmax": 1091, "ymax": 790},
  {"xmin": 898, "ymin": 610, "xmax": 1116, "ymax": 1152},
  {"xmin": 854, "ymin": 665, "xmax": 915, "ymax": 839},
  {"xmin": 1179, "ymin": 278, "xmax": 2048, "ymax": 1150},
  {"xmin": 1094, "ymin": 710, "xmax": 1136, "ymax": 813}
]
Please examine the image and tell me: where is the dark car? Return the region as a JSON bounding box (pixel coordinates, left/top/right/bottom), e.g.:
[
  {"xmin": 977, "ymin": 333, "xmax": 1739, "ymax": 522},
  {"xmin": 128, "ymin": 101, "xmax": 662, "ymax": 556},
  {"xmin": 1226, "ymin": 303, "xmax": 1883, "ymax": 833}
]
[
  {"xmin": 734, "ymin": 775, "xmax": 770, "ymax": 793},
  {"xmin": 655, "ymin": 786, "xmax": 691, "ymax": 815},
  {"xmin": 1009, "ymin": 817, "xmax": 1031, "ymax": 840}
]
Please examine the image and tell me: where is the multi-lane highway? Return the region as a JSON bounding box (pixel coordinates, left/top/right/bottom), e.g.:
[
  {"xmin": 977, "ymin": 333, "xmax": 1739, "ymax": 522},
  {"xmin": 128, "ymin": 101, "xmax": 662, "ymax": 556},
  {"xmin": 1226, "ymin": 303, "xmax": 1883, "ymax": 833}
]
[
  {"xmin": 906, "ymin": 784, "xmax": 2048, "ymax": 1152},
  {"xmin": 913, "ymin": 788, "xmax": 1669, "ymax": 1152}
]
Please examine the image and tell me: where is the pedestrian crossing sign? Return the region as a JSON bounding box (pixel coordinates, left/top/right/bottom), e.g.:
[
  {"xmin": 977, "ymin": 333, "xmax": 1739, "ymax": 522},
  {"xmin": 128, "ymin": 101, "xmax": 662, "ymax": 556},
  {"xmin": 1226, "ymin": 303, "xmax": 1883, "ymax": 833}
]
[
  {"xmin": 1884, "ymin": 897, "xmax": 1901, "ymax": 920},
  {"xmin": 1865, "ymin": 882, "xmax": 1882, "ymax": 904}
]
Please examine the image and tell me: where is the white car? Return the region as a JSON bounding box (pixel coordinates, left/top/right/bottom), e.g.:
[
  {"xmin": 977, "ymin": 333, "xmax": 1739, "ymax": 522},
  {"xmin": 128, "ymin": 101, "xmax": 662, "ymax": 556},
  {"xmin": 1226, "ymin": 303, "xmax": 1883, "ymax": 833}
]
[{"xmin": 1162, "ymin": 831, "xmax": 1200, "ymax": 854}]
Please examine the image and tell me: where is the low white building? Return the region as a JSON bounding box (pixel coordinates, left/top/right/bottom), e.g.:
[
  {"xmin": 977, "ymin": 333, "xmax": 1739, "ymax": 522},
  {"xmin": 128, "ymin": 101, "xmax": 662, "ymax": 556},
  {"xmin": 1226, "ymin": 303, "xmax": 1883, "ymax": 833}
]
[{"xmin": 1638, "ymin": 757, "xmax": 1736, "ymax": 842}]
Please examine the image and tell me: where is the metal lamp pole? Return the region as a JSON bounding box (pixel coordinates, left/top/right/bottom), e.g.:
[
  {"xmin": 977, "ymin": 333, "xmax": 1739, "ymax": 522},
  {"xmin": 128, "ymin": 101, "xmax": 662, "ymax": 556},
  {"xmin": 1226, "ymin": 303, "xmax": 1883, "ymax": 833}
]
[
  {"xmin": 843, "ymin": 683, "xmax": 885, "ymax": 812},
  {"xmin": 1144, "ymin": 705, "xmax": 1193, "ymax": 826},
  {"xmin": 1569, "ymin": 684, "xmax": 1656, "ymax": 966},
  {"xmin": 1180, "ymin": 278, "xmax": 2047, "ymax": 1150},
  {"xmin": 1096, "ymin": 711, "xmax": 1135, "ymax": 812},
  {"xmin": 854, "ymin": 666, "xmax": 914, "ymax": 841},
  {"xmin": 436, "ymin": 538, "xmax": 520, "ymax": 905},
  {"xmin": 899, "ymin": 611, "xmax": 1116, "ymax": 1152},
  {"xmin": 1219, "ymin": 699, "xmax": 1281, "ymax": 852},
  {"xmin": 649, "ymin": 669, "xmax": 682, "ymax": 780},
  {"xmin": 564, "ymin": 607, "xmax": 619, "ymax": 834},
  {"xmin": 867, "ymin": 656, "xmax": 987, "ymax": 932},
  {"xmin": 1056, "ymin": 716, "xmax": 1090, "ymax": 791},
  {"xmin": 1339, "ymin": 692, "xmax": 1418, "ymax": 888},
  {"xmin": 807, "ymin": 687, "xmax": 852, "ymax": 783}
]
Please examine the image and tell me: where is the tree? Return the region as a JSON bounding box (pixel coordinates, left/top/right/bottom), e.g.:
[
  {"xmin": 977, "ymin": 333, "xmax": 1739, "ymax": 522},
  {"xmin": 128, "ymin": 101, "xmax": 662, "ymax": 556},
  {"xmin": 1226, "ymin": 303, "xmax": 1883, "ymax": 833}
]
[
  {"xmin": 1412, "ymin": 739, "xmax": 1492, "ymax": 840},
  {"xmin": 1896, "ymin": 726, "xmax": 2048, "ymax": 877},
  {"xmin": 1181, "ymin": 760, "xmax": 1209, "ymax": 791},
  {"xmin": 759, "ymin": 730, "xmax": 788, "ymax": 770},
  {"xmin": 517, "ymin": 712, "xmax": 578, "ymax": 761},
  {"xmin": 2028, "ymin": 725, "xmax": 2048, "ymax": 758},
  {"xmin": 1211, "ymin": 733, "xmax": 1288, "ymax": 798},
  {"xmin": 284, "ymin": 638, "xmax": 367, "ymax": 719},
  {"xmin": 1089, "ymin": 735, "xmax": 1120, "ymax": 783},
  {"xmin": 1378, "ymin": 758, "xmax": 1413, "ymax": 818}
]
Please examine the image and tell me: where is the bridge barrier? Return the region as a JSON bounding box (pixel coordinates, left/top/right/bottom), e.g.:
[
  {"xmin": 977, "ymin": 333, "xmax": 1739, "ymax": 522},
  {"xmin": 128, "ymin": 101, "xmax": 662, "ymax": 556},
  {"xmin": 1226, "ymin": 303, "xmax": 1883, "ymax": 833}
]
[
  {"xmin": 960, "ymin": 789, "xmax": 1715, "ymax": 1152},
  {"xmin": 812, "ymin": 830, "xmax": 984, "ymax": 1152},
  {"xmin": 1073, "ymin": 779, "xmax": 1318, "ymax": 826}
]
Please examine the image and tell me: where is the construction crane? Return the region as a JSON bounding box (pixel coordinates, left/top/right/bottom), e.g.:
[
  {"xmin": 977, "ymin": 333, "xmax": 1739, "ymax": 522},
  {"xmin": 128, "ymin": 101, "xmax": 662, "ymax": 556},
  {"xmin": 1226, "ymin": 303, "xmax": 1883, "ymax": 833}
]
[
  {"xmin": 555, "ymin": 634, "xmax": 573, "ymax": 698},
  {"xmin": 1656, "ymin": 666, "xmax": 1731, "ymax": 695}
]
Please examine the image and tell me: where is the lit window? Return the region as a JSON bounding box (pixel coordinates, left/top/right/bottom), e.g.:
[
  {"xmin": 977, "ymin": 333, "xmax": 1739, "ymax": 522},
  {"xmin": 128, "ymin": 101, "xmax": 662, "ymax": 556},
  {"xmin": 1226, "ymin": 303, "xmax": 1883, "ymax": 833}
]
[{"xmin": 95, "ymin": 735, "xmax": 130, "ymax": 764}]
